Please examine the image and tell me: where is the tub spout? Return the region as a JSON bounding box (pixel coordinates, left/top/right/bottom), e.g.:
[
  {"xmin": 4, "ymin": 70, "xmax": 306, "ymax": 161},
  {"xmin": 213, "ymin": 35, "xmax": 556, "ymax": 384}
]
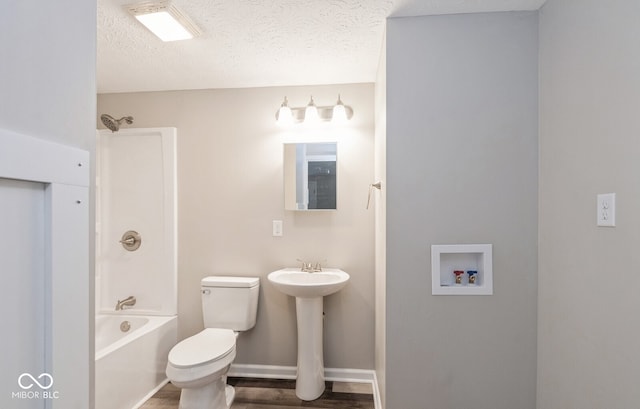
[{"xmin": 115, "ymin": 296, "xmax": 136, "ymax": 311}]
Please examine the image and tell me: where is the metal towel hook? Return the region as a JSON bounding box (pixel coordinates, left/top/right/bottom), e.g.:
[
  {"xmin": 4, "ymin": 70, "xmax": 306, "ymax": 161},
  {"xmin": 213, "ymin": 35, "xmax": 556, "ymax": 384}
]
[{"xmin": 366, "ymin": 182, "xmax": 382, "ymax": 210}]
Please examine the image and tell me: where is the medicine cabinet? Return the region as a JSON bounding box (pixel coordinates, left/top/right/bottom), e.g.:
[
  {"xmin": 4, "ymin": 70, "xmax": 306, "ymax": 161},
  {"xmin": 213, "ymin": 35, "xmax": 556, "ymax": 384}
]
[{"xmin": 284, "ymin": 142, "xmax": 337, "ymax": 211}]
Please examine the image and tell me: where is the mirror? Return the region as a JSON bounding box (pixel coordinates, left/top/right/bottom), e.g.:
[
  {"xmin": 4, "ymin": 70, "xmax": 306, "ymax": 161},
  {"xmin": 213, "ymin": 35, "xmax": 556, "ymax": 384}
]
[{"xmin": 284, "ymin": 143, "xmax": 337, "ymax": 210}]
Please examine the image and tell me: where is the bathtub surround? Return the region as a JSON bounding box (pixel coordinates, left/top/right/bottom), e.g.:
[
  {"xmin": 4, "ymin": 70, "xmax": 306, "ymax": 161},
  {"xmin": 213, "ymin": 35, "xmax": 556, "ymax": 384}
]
[
  {"xmin": 97, "ymin": 83, "xmax": 375, "ymax": 371},
  {"xmin": 96, "ymin": 128, "xmax": 177, "ymax": 316}
]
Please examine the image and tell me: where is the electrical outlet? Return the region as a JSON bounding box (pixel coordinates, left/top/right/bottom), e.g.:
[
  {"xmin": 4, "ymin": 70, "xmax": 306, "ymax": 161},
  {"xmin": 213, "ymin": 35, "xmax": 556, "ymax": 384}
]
[{"xmin": 597, "ymin": 193, "xmax": 616, "ymax": 227}]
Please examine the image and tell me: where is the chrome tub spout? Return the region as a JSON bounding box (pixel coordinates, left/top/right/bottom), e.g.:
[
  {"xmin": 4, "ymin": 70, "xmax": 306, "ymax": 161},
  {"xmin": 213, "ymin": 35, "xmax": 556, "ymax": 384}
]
[{"xmin": 115, "ymin": 296, "xmax": 136, "ymax": 311}]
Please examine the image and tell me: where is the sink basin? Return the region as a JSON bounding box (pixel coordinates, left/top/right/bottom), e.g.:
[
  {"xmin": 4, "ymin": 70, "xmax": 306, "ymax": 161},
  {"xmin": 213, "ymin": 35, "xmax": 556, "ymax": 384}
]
[{"xmin": 268, "ymin": 268, "xmax": 349, "ymax": 298}]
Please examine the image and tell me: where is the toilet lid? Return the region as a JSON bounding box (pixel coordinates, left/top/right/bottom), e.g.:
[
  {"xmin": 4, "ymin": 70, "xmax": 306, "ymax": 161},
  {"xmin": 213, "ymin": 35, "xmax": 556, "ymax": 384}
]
[{"xmin": 169, "ymin": 328, "xmax": 236, "ymax": 369}]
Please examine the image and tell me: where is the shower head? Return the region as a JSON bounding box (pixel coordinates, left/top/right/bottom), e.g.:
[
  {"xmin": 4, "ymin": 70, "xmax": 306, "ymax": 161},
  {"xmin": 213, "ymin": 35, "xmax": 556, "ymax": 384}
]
[{"xmin": 100, "ymin": 114, "xmax": 134, "ymax": 132}]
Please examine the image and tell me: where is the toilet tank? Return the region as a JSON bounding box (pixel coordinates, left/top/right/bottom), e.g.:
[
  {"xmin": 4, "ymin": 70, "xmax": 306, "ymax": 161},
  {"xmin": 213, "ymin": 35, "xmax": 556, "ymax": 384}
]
[{"xmin": 201, "ymin": 276, "xmax": 259, "ymax": 331}]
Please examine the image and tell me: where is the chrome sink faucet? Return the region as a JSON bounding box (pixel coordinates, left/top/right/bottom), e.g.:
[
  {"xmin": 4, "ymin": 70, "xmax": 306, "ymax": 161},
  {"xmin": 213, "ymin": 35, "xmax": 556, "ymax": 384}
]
[
  {"xmin": 115, "ymin": 296, "xmax": 136, "ymax": 311},
  {"xmin": 297, "ymin": 259, "xmax": 323, "ymax": 273}
]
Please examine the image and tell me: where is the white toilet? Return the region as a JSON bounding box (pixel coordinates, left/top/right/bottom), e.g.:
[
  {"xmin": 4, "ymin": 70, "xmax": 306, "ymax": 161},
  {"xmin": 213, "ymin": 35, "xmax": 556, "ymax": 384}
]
[{"xmin": 166, "ymin": 276, "xmax": 259, "ymax": 409}]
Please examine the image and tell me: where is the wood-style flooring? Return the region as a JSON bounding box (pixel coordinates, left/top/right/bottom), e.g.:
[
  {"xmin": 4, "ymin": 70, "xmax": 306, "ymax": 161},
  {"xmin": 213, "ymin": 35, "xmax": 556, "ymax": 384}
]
[{"xmin": 140, "ymin": 377, "xmax": 375, "ymax": 409}]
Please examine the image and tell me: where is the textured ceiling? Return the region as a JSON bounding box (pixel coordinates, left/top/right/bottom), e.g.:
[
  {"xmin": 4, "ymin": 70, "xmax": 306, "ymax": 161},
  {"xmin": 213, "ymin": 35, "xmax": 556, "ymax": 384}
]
[{"xmin": 97, "ymin": 0, "xmax": 546, "ymax": 93}]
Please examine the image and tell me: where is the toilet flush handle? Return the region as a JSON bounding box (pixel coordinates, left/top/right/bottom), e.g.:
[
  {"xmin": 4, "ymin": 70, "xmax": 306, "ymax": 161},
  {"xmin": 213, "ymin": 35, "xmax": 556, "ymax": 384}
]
[{"xmin": 202, "ymin": 289, "xmax": 211, "ymax": 295}]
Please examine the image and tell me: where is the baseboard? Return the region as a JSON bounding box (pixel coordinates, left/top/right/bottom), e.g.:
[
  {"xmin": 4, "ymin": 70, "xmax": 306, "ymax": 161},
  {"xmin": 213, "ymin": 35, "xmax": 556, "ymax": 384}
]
[
  {"xmin": 228, "ymin": 364, "xmax": 382, "ymax": 409},
  {"xmin": 132, "ymin": 378, "xmax": 169, "ymax": 409},
  {"xmin": 228, "ymin": 363, "xmax": 297, "ymax": 379}
]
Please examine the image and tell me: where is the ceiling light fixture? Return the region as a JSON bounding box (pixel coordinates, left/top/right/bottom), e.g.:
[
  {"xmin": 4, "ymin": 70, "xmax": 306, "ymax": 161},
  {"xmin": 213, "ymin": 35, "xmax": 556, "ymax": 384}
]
[
  {"xmin": 125, "ymin": 1, "xmax": 202, "ymax": 42},
  {"xmin": 275, "ymin": 95, "xmax": 354, "ymax": 126}
]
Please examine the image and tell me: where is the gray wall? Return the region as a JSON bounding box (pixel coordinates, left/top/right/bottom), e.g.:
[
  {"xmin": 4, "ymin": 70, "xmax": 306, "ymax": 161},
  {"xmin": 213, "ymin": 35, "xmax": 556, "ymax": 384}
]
[
  {"xmin": 386, "ymin": 12, "xmax": 538, "ymax": 409},
  {"xmin": 374, "ymin": 27, "xmax": 387, "ymax": 408},
  {"xmin": 537, "ymin": 1, "xmax": 640, "ymax": 407},
  {"xmin": 0, "ymin": 0, "xmax": 96, "ymax": 150},
  {"xmin": 0, "ymin": 0, "xmax": 96, "ymax": 407},
  {"xmin": 98, "ymin": 83, "xmax": 375, "ymax": 370}
]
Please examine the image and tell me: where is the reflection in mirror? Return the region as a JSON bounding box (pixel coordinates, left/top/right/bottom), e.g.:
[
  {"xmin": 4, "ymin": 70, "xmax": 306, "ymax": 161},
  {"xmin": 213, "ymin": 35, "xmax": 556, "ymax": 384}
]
[{"xmin": 284, "ymin": 143, "xmax": 337, "ymax": 210}]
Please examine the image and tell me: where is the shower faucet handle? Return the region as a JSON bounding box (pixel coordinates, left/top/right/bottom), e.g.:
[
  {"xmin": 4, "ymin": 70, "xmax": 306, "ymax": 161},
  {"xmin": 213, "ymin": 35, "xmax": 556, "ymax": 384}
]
[
  {"xmin": 120, "ymin": 237, "xmax": 136, "ymax": 245},
  {"xmin": 119, "ymin": 230, "xmax": 142, "ymax": 251}
]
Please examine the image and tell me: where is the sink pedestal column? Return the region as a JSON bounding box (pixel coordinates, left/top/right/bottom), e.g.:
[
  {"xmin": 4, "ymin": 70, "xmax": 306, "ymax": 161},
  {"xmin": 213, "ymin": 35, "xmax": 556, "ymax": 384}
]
[{"xmin": 295, "ymin": 297, "xmax": 324, "ymax": 401}]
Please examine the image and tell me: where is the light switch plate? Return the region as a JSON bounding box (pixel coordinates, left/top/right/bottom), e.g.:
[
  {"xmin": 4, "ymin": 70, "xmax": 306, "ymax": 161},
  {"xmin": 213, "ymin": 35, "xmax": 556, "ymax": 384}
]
[
  {"xmin": 597, "ymin": 193, "xmax": 616, "ymax": 227},
  {"xmin": 272, "ymin": 220, "xmax": 283, "ymax": 236}
]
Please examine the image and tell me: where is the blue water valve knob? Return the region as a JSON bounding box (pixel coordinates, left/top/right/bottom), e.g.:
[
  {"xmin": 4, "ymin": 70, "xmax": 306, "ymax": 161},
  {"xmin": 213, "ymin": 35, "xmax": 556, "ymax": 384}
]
[{"xmin": 467, "ymin": 270, "xmax": 478, "ymax": 285}]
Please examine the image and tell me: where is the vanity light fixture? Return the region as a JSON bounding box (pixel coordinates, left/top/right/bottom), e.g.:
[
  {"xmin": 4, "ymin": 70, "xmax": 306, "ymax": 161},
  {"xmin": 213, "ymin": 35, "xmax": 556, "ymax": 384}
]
[
  {"xmin": 125, "ymin": 1, "xmax": 202, "ymax": 42},
  {"xmin": 275, "ymin": 95, "xmax": 354, "ymax": 126}
]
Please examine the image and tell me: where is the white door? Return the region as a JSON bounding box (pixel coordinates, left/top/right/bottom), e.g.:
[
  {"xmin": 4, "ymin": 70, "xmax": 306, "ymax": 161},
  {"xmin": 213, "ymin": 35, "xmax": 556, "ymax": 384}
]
[
  {"xmin": 0, "ymin": 179, "xmax": 46, "ymax": 409},
  {"xmin": 0, "ymin": 129, "xmax": 90, "ymax": 409}
]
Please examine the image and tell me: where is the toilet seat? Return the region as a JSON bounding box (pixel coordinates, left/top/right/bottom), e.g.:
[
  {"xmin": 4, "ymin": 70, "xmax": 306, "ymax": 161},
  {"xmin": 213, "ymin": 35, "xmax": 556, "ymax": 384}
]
[
  {"xmin": 166, "ymin": 328, "xmax": 237, "ymax": 388},
  {"xmin": 169, "ymin": 328, "xmax": 236, "ymax": 369}
]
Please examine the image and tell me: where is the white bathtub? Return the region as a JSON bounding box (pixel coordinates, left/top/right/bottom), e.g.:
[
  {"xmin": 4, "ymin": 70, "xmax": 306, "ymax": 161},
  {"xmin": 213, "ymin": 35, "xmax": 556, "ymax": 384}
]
[{"xmin": 95, "ymin": 314, "xmax": 177, "ymax": 409}]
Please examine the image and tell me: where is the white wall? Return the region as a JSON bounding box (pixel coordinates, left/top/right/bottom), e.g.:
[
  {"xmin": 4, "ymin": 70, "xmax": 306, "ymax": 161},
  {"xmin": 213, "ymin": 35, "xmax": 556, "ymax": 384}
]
[
  {"xmin": 97, "ymin": 83, "xmax": 375, "ymax": 370},
  {"xmin": 537, "ymin": 1, "xmax": 640, "ymax": 407},
  {"xmin": 386, "ymin": 12, "xmax": 538, "ymax": 408}
]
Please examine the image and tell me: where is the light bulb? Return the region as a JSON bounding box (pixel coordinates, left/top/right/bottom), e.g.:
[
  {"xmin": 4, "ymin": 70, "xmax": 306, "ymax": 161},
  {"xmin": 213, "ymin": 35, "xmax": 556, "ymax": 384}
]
[
  {"xmin": 332, "ymin": 94, "xmax": 348, "ymax": 124},
  {"xmin": 304, "ymin": 96, "xmax": 320, "ymax": 125},
  {"xmin": 277, "ymin": 97, "xmax": 293, "ymax": 126}
]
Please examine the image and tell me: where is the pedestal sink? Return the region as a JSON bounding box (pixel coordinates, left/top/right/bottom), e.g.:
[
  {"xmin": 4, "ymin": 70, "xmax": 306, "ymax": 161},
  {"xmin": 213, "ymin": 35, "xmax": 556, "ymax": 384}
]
[{"xmin": 268, "ymin": 268, "xmax": 350, "ymax": 401}]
